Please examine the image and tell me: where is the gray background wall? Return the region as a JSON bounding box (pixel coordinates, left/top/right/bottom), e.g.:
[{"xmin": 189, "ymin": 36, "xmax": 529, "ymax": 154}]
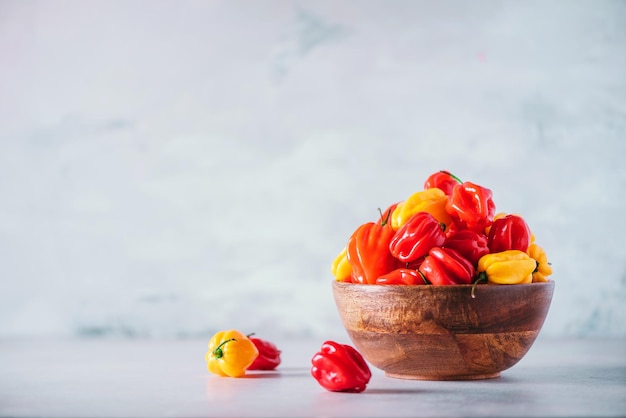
[{"xmin": 1, "ymin": 0, "xmax": 625, "ymax": 339}]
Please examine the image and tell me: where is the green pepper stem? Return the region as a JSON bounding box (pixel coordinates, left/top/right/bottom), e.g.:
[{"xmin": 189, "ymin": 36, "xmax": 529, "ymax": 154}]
[
  {"xmin": 471, "ymin": 273, "xmax": 488, "ymax": 299},
  {"xmin": 442, "ymin": 170, "xmax": 462, "ymax": 184},
  {"xmin": 212, "ymin": 338, "xmax": 237, "ymax": 359},
  {"xmin": 377, "ymin": 207, "xmax": 392, "ymax": 227},
  {"xmin": 417, "ymin": 269, "xmax": 430, "ymax": 285},
  {"xmin": 532, "ymin": 260, "xmax": 539, "ymax": 274}
]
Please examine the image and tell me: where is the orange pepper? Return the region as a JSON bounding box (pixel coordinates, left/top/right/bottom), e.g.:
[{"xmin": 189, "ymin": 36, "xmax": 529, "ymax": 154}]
[{"xmin": 346, "ymin": 217, "xmax": 396, "ymax": 285}]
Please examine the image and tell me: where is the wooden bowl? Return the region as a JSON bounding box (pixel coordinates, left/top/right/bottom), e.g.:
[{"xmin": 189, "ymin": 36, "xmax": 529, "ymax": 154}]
[{"xmin": 332, "ymin": 281, "xmax": 554, "ymax": 380}]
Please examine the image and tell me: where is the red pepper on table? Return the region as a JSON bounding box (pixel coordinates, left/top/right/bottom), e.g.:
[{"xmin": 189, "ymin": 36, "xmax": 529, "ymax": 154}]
[
  {"xmin": 419, "ymin": 247, "xmax": 475, "ymax": 285},
  {"xmin": 423, "ymin": 170, "xmax": 462, "ymax": 196},
  {"xmin": 389, "ymin": 212, "xmax": 446, "ymax": 263},
  {"xmin": 346, "ymin": 216, "xmax": 397, "ymax": 285},
  {"xmin": 442, "ymin": 229, "xmax": 490, "ymax": 267},
  {"xmin": 446, "ymin": 181, "xmax": 496, "ymax": 232},
  {"xmin": 247, "ymin": 335, "xmax": 282, "ymax": 370},
  {"xmin": 311, "ymin": 341, "xmax": 372, "ymax": 393},
  {"xmin": 487, "ymin": 214, "xmax": 532, "ymax": 253},
  {"xmin": 375, "ymin": 268, "xmax": 427, "ymax": 285}
]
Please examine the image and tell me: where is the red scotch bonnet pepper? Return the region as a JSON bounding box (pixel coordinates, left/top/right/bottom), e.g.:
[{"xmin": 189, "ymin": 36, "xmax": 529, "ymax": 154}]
[
  {"xmin": 389, "ymin": 211, "xmax": 446, "ymax": 263},
  {"xmin": 446, "ymin": 181, "xmax": 496, "ymax": 232},
  {"xmin": 375, "ymin": 268, "xmax": 426, "ymax": 285},
  {"xmin": 423, "ymin": 170, "xmax": 462, "ymax": 196},
  {"xmin": 247, "ymin": 334, "xmax": 282, "ymax": 370},
  {"xmin": 311, "ymin": 341, "xmax": 372, "ymax": 393},
  {"xmin": 487, "ymin": 214, "xmax": 532, "ymax": 253},
  {"xmin": 442, "ymin": 229, "xmax": 489, "ymax": 268},
  {"xmin": 419, "ymin": 247, "xmax": 475, "ymax": 285}
]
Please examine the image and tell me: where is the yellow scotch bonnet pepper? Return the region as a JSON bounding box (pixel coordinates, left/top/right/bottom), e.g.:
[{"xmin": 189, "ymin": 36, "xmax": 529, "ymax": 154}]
[
  {"xmin": 206, "ymin": 330, "xmax": 259, "ymax": 377},
  {"xmin": 331, "ymin": 247, "xmax": 353, "ymax": 282},
  {"xmin": 391, "ymin": 188, "xmax": 453, "ymax": 230},
  {"xmin": 477, "ymin": 250, "xmax": 536, "ymax": 284},
  {"xmin": 527, "ymin": 243, "xmax": 552, "ymax": 283}
]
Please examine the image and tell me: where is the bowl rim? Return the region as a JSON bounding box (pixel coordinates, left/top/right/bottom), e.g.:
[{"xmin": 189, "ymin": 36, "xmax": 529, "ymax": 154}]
[{"xmin": 332, "ymin": 280, "xmax": 554, "ymax": 289}]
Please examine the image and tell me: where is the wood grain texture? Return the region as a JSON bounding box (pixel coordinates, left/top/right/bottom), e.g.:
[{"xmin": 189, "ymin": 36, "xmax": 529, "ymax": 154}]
[{"xmin": 332, "ymin": 281, "xmax": 554, "ymax": 380}]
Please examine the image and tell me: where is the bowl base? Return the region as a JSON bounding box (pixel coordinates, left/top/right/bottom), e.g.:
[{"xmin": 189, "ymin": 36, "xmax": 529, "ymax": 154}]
[{"xmin": 385, "ymin": 371, "xmax": 501, "ymax": 381}]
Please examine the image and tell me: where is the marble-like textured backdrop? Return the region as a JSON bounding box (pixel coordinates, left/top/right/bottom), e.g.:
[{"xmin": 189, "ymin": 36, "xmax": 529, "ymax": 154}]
[{"xmin": 1, "ymin": 1, "xmax": 625, "ymax": 339}]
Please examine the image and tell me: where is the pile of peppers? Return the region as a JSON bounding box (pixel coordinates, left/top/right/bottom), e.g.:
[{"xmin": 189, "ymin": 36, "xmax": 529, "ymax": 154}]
[
  {"xmin": 332, "ymin": 170, "xmax": 553, "ymax": 287},
  {"xmin": 206, "ymin": 171, "xmax": 553, "ymax": 394}
]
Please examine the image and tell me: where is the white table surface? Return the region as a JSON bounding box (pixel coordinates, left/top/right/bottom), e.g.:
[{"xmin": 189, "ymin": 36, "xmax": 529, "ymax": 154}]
[{"xmin": 1, "ymin": 336, "xmax": 624, "ymax": 417}]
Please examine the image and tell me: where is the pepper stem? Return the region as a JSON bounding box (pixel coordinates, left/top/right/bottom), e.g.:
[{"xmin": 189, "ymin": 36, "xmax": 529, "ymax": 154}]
[
  {"xmin": 212, "ymin": 338, "xmax": 236, "ymax": 359},
  {"xmin": 471, "ymin": 273, "xmax": 488, "ymax": 299},
  {"xmin": 377, "ymin": 207, "xmax": 392, "ymax": 227},
  {"xmin": 417, "ymin": 270, "xmax": 430, "ymax": 285},
  {"xmin": 442, "ymin": 170, "xmax": 462, "ymax": 184}
]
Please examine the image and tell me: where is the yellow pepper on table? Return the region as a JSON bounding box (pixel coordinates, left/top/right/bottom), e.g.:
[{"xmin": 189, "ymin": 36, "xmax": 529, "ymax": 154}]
[
  {"xmin": 391, "ymin": 188, "xmax": 452, "ymax": 230},
  {"xmin": 206, "ymin": 330, "xmax": 259, "ymax": 377},
  {"xmin": 477, "ymin": 250, "xmax": 536, "ymax": 284},
  {"xmin": 527, "ymin": 243, "xmax": 552, "ymax": 283}
]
